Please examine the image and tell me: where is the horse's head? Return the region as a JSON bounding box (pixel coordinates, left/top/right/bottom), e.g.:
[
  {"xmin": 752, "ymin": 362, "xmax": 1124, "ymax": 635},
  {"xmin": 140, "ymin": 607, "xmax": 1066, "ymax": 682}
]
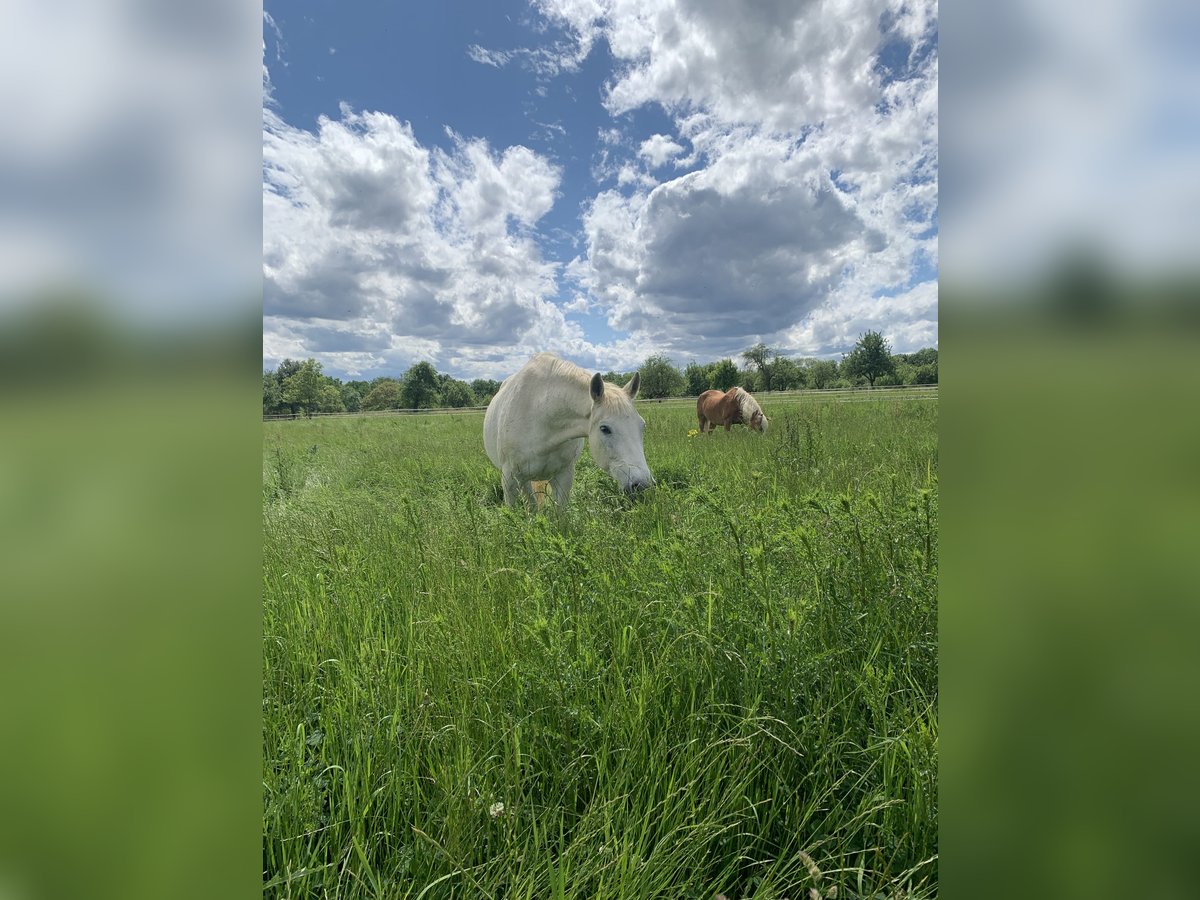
[
  {"xmin": 588, "ymin": 372, "xmax": 654, "ymax": 495},
  {"xmin": 750, "ymin": 409, "xmax": 768, "ymax": 433}
]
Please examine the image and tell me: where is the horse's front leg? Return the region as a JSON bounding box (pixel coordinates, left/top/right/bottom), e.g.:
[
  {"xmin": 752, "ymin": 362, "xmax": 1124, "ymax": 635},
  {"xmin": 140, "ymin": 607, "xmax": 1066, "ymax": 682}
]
[
  {"xmin": 548, "ymin": 465, "xmax": 576, "ymax": 512},
  {"xmin": 723, "ymin": 423, "xmax": 731, "ymax": 431},
  {"xmin": 502, "ymin": 468, "xmax": 536, "ymax": 510}
]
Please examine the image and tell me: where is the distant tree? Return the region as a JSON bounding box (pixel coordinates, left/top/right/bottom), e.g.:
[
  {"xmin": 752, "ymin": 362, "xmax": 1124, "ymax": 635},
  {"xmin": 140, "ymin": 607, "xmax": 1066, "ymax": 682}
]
[
  {"xmin": 338, "ymin": 383, "xmax": 362, "ymax": 412},
  {"xmin": 638, "ymin": 354, "xmax": 685, "ymax": 399},
  {"xmin": 470, "ymin": 379, "xmax": 502, "ymax": 403},
  {"xmin": 263, "ymin": 371, "xmax": 284, "ymax": 415},
  {"xmin": 276, "ymin": 358, "xmax": 303, "ymax": 383},
  {"xmin": 603, "ymin": 370, "xmax": 632, "ymax": 387},
  {"xmin": 361, "ymin": 380, "xmax": 402, "ymax": 410},
  {"xmin": 684, "ymin": 361, "xmax": 711, "ymax": 396},
  {"xmin": 709, "ymin": 358, "xmax": 740, "ymax": 391},
  {"xmin": 317, "ymin": 384, "xmax": 346, "ymax": 413},
  {"xmin": 807, "ymin": 359, "xmax": 839, "ymax": 389},
  {"xmin": 441, "ymin": 379, "xmax": 476, "ymax": 408},
  {"xmin": 904, "ymin": 348, "xmax": 938, "ymax": 367},
  {"xmin": 913, "ymin": 362, "xmax": 938, "ymax": 384},
  {"xmin": 282, "ymin": 359, "xmax": 326, "ymax": 416},
  {"xmin": 400, "ymin": 361, "xmax": 441, "ymax": 409},
  {"xmin": 741, "ymin": 342, "xmax": 778, "ymax": 392},
  {"xmin": 770, "ymin": 356, "xmax": 806, "ymax": 391},
  {"xmin": 842, "ymin": 330, "xmax": 896, "ymax": 387}
]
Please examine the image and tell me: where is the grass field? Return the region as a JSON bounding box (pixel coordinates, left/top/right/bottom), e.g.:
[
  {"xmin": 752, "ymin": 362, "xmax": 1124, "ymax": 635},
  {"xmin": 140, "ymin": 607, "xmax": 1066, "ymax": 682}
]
[{"xmin": 263, "ymin": 393, "xmax": 938, "ymax": 899}]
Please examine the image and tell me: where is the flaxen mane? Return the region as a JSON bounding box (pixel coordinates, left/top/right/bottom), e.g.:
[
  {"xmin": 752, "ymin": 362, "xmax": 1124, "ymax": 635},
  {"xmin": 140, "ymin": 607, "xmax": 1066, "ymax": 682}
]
[{"xmin": 732, "ymin": 388, "xmax": 768, "ymax": 431}]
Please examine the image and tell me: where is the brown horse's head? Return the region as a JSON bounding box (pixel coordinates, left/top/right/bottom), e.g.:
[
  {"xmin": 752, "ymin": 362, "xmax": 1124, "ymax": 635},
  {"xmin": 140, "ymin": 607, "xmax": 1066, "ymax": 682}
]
[{"xmin": 749, "ymin": 408, "xmax": 768, "ymax": 433}]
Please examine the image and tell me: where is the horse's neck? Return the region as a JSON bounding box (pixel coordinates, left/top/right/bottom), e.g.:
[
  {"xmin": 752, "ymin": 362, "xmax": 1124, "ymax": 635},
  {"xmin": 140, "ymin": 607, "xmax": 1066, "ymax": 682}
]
[{"xmin": 537, "ymin": 371, "xmax": 592, "ymax": 438}]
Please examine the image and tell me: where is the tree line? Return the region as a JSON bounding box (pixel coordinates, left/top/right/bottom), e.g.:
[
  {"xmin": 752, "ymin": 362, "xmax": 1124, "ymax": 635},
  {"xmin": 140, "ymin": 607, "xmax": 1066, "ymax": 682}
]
[{"xmin": 263, "ymin": 331, "xmax": 936, "ymax": 416}]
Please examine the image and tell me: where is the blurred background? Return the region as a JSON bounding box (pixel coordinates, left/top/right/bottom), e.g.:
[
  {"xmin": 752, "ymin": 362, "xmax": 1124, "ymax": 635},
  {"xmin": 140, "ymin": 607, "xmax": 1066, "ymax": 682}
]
[
  {"xmin": 941, "ymin": 1, "xmax": 1200, "ymax": 897},
  {"xmin": 0, "ymin": 3, "xmax": 261, "ymax": 900},
  {"xmin": 0, "ymin": 1, "xmax": 1197, "ymax": 899}
]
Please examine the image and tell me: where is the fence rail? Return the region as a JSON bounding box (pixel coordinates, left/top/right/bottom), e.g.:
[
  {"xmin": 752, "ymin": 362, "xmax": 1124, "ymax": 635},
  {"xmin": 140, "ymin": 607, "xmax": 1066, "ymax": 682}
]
[{"xmin": 263, "ymin": 383, "xmax": 937, "ymax": 421}]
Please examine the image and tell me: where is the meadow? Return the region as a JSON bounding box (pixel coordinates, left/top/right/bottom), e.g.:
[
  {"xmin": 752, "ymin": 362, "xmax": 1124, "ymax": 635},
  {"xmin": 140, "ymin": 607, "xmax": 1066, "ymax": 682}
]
[{"xmin": 263, "ymin": 392, "xmax": 938, "ymax": 899}]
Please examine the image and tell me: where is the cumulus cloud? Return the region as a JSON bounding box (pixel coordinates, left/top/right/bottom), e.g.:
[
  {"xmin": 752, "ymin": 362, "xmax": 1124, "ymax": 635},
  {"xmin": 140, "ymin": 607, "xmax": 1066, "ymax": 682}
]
[
  {"xmin": 551, "ymin": 0, "xmax": 939, "ymax": 357},
  {"xmin": 637, "ymin": 134, "xmax": 685, "ymax": 168},
  {"xmin": 264, "ymin": 103, "xmax": 588, "ymax": 377},
  {"xmin": 266, "ymin": 0, "xmax": 940, "ymax": 376}
]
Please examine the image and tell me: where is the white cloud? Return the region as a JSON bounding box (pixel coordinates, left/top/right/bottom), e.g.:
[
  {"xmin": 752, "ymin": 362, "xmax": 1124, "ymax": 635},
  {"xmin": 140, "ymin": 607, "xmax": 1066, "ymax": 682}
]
[
  {"xmin": 466, "ymin": 44, "xmax": 514, "ymax": 68},
  {"xmin": 546, "ymin": 0, "xmax": 938, "ymax": 356},
  {"xmin": 637, "ymin": 134, "xmax": 685, "ymax": 168},
  {"xmin": 263, "ymin": 103, "xmax": 660, "ymax": 379}
]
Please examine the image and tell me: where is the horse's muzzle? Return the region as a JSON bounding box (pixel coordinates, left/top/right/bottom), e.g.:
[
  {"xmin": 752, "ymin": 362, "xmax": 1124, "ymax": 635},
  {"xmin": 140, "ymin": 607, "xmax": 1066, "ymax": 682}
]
[{"xmin": 624, "ymin": 477, "xmax": 654, "ymax": 495}]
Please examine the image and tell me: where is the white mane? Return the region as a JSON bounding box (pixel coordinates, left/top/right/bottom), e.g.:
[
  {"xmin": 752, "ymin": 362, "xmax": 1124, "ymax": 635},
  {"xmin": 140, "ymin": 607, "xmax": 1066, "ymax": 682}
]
[{"xmin": 733, "ymin": 387, "xmax": 765, "ymax": 424}]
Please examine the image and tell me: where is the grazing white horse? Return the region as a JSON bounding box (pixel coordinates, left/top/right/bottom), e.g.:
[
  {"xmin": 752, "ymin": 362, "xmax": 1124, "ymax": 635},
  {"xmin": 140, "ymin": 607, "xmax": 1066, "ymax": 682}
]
[{"xmin": 484, "ymin": 353, "xmax": 654, "ymax": 510}]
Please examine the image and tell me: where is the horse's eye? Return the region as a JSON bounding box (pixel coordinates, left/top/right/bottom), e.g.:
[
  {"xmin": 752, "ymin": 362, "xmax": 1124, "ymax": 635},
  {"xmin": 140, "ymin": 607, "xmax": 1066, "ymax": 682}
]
[{"xmin": 599, "ymin": 425, "xmax": 611, "ymax": 435}]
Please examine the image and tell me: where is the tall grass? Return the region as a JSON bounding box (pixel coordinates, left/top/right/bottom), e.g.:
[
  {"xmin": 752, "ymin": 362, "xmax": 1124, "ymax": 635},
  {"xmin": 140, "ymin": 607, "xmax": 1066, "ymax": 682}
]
[{"xmin": 264, "ymin": 397, "xmax": 938, "ymax": 898}]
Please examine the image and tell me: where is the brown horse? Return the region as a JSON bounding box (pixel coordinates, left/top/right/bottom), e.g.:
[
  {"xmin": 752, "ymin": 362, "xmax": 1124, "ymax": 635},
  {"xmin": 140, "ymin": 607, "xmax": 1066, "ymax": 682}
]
[{"xmin": 696, "ymin": 387, "xmax": 769, "ymax": 434}]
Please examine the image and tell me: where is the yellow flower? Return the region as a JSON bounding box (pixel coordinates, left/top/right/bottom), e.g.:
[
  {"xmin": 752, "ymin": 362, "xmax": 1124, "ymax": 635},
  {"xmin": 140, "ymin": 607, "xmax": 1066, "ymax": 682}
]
[{"xmin": 687, "ymin": 428, "xmax": 699, "ymax": 438}]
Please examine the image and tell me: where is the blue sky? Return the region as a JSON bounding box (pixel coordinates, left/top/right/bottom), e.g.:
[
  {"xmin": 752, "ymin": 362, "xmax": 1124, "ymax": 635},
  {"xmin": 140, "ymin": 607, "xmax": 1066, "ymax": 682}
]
[{"xmin": 263, "ymin": 0, "xmax": 938, "ymax": 381}]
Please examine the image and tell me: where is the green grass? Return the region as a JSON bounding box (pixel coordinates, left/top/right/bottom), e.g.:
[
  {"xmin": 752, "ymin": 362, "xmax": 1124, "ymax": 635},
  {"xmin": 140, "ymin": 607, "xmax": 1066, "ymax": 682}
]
[{"xmin": 263, "ymin": 396, "xmax": 938, "ymax": 899}]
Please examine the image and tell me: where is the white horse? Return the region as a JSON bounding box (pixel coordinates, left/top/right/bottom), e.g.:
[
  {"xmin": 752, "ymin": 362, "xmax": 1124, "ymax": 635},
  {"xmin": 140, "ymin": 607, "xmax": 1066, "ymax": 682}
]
[{"xmin": 484, "ymin": 353, "xmax": 654, "ymax": 510}]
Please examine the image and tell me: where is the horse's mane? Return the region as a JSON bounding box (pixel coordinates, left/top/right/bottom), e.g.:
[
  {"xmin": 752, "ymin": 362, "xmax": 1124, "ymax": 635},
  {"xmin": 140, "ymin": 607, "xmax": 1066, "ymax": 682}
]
[
  {"xmin": 532, "ymin": 353, "xmax": 631, "ymax": 409},
  {"xmin": 731, "ymin": 387, "xmax": 765, "ymax": 422}
]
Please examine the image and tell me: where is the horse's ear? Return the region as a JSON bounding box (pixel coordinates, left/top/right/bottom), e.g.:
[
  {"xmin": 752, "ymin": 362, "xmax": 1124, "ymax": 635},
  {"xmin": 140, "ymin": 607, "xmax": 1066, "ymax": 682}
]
[
  {"xmin": 590, "ymin": 372, "xmax": 605, "ymax": 402},
  {"xmin": 625, "ymin": 372, "xmax": 640, "ymax": 399}
]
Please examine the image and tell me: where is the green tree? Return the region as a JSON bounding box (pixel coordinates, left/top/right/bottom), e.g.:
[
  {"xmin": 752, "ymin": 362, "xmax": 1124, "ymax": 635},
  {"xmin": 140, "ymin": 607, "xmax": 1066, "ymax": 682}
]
[
  {"xmin": 338, "ymin": 383, "xmax": 362, "ymax": 412},
  {"xmin": 361, "ymin": 380, "xmax": 402, "ymax": 410},
  {"xmin": 708, "ymin": 358, "xmax": 739, "ymax": 391},
  {"xmin": 263, "ymin": 371, "xmax": 284, "ymax": 415},
  {"xmin": 807, "ymin": 359, "xmax": 839, "ymax": 389},
  {"xmin": 440, "ymin": 379, "xmax": 476, "ymax": 408},
  {"xmin": 603, "ymin": 370, "xmax": 632, "ymax": 387},
  {"xmin": 770, "ymin": 356, "xmax": 807, "ymax": 390},
  {"xmin": 903, "ymin": 348, "xmax": 938, "ymax": 367},
  {"xmin": 275, "ymin": 358, "xmax": 303, "ymax": 383},
  {"xmin": 316, "ymin": 384, "xmax": 346, "ymax": 413},
  {"xmin": 841, "ymin": 330, "xmax": 896, "ymax": 388},
  {"xmin": 741, "ymin": 342, "xmax": 778, "ymax": 392},
  {"xmin": 913, "ymin": 362, "xmax": 938, "ymax": 384},
  {"xmin": 684, "ymin": 361, "xmax": 712, "ymax": 396},
  {"xmin": 282, "ymin": 359, "xmax": 326, "ymax": 417},
  {"xmin": 470, "ymin": 379, "xmax": 502, "ymax": 403},
  {"xmin": 400, "ymin": 361, "xmax": 441, "ymax": 409},
  {"xmin": 638, "ymin": 354, "xmax": 685, "ymax": 399}
]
